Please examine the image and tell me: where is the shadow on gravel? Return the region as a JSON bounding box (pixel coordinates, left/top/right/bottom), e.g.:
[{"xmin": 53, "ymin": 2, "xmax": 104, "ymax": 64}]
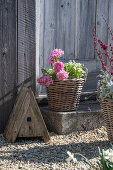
[{"xmin": 0, "ymin": 140, "xmax": 110, "ymax": 163}]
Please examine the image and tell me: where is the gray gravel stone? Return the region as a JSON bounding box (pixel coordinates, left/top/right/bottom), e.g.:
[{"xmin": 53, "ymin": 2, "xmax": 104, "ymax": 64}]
[{"xmin": 0, "ymin": 126, "xmax": 110, "ymax": 169}]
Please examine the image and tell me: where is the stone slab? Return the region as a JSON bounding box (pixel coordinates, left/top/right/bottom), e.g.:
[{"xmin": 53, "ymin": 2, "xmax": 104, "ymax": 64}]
[{"xmin": 40, "ymin": 100, "xmax": 105, "ymax": 135}]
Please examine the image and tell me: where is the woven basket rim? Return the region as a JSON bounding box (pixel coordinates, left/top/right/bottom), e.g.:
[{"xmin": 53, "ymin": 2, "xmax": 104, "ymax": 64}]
[
  {"xmin": 99, "ymin": 97, "xmax": 113, "ymax": 103},
  {"xmin": 52, "ymin": 78, "xmax": 85, "ymax": 82}
]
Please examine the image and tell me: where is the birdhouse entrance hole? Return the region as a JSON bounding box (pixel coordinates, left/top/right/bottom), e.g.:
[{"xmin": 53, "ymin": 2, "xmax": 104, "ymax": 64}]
[{"xmin": 27, "ymin": 117, "xmax": 31, "ymax": 122}]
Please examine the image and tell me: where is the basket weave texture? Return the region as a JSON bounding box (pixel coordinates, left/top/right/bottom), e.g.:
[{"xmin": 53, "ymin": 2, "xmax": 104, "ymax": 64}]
[
  {"xmin": 100, "ymin": 98, "xmax": 113, "ymax": 141},
  {"xmin": 46, "ymin": 78, "xmax": 85, "ymax": 111}
]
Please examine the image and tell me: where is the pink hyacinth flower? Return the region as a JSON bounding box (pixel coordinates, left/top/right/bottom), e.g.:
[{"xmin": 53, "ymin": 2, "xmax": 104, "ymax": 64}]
[
  {"xmin": 56, "ymin": 70, "xmax": 68, "ymax": 80},
  {"xmin": 48, "ymin": 49, "xmax": 64, "ymax": 65},
  {"xmin": 50, "ymin": 49, "xmax": 64, "ymax": 58},
  {"xmin": 54, "ymin": 61, "xmax": 64, "ymax": 74},
  {"xmin": 37, "ymin": 75, "xmax": 53, "ymax": 86},
  {"xmin": 48, "ymin": 54, "xmax": 56, "ymax": 65}
]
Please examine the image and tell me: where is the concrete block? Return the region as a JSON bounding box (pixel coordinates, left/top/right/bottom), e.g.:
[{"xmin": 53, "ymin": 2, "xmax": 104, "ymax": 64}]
[{"xmin": 40, "ymin": 100, "xmax": 105, "ymax": 135}]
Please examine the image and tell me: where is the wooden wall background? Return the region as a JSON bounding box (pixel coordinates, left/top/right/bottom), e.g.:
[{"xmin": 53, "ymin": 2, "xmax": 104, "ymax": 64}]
[
  {"xmin": 36, "ymin": 0, "xmax": 113, "ymax": 94},
  {"xmin": 0, "ymin": 0, "xmax": 35, "ymax": 132}
]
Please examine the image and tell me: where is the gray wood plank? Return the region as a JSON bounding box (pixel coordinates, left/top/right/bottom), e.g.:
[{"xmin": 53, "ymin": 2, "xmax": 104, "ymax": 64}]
[
  {"xmin": 56, "ymin": 0, "xmax": 76, "ymax": 60},
  {"xmin": 96, "ymin": 0, "xmax": 109, "ymax": 45},
  {"xmin": 75, "ymin": 0, "xmax": 96, "ymax": 59},
  {"xmin": 38, "ymin": 0, "xmax": 44, "ymax": 94},
  {"xmin": 18, "ymin": 0, "xmax": 26, "ymax": 84},
  {"xmin": 96, "ymin": 0, "xmax": 109, "ymax": 68},
  {"xmin": 25, "ymin": 0, "xmax": 36, "ymax": 91},
  {"xmin": 39, "ymin": 0, "xmax": 57, "ymax": 94},
  {"xmin": 0, "ymin": 0, "xmax": 4, "ymax": 105},
  {"xmin": 0, "ymin": 0, "xmax": 17, "ymax": 132},
  {"xmin": 18, "ymin": 0, "xmax": 36, "ymax": 91},
  {"xmin": 43, "ymin": 0, "xmax": 56, "ymax": 70},
  {"xmin": 108, "ymin": 0, "xmax": 113, "ymax": 50},
  {"xmin": 36, "ymin": 0, "xmax": 40, "ymax": 96},
  {"xmin": 0, "ymin": 0, "xmax": 4, "ymax": 132}
]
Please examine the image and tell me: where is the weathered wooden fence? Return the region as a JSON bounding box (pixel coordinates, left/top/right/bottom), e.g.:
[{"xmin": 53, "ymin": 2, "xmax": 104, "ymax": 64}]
[
  {"xmin": 36, "ymin": 0, "xmax": 113, "ymax": 94},
  {"xmin": 0, "ymin": 0, "xmax": 35, "ymax": 132}
]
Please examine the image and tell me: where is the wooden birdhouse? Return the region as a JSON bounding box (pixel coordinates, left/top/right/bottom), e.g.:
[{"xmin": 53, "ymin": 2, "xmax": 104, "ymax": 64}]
[{"xmin": 4, "ymin": 86, "xmax": 50, "ymax": 143}]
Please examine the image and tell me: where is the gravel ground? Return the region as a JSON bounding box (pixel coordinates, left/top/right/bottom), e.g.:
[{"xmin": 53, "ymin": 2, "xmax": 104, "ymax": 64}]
[{"xmin": 0, "ymin": 126, "xmax": 110, "ymax": 170}]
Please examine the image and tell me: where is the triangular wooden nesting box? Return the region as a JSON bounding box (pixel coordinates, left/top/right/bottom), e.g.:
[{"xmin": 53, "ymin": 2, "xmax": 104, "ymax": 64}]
[{"xmin": 4, "ymin": 86, "xmax": 50, "ymax": 143}]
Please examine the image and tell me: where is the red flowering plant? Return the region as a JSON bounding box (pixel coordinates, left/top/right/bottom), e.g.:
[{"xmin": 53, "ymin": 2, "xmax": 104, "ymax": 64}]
[
  {"xmin": 37, "ymin": 49, "xmax": 87, "ymax": 86},
  {"xmin": 94, "ymin": 16, "xmax": 113, "ymax": 99}
]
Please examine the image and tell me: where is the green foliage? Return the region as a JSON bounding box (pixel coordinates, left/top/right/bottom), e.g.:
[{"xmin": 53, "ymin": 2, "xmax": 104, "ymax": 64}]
[
  {"xmin": 98, "ymin": 72, "xmax": 113, "ymax": 99},
  {"xmin": 43, "ymin": 68, "xmax": 56, "ymax": 79},
  {"xmin": 55, "ymin": 56, "xmax": 59, "ymax": 62},
  {"xmin": 97, "ymin": 150, "xmax": 110, "ymax": 170},
  {"xmin": 64, "ymin": 61, "xmax": 86, "ymax": 79},
  {"xmin": 97, "ymin": 145, "xmax": 113, "ymax": 170}
]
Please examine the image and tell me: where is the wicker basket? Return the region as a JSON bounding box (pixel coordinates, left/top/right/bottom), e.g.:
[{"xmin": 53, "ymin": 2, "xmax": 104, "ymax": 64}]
[
  {"xmin": 100, "ymin": 98, "xmax": 113, "ymax": 141},
  {"xmin": 46, "ymin": 78, "xmax": 86, "ymax": 111}
]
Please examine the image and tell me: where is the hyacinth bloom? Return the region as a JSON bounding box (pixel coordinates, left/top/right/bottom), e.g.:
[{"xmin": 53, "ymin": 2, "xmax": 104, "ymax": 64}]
[
  {"xmin": 37, "ymin": 75, "xmax": 53, "ymax": 86},
  {"xmin": 56, "ymin": 70, "xmax": 68, "ymax": 80},
  {"xmin": 48, "ymin": 49, "xmax": 64, "ymax": 65},
  {"xmin": 54, "ymin": 61, "xmax": 64, "ymax": 74},
  {"xmin": 50, "ymin": 49, "xmax": 64, "ymax": 58},
  {"xmin": 48, "ymin": 54, "xmax": 56, "ymax": 66}
]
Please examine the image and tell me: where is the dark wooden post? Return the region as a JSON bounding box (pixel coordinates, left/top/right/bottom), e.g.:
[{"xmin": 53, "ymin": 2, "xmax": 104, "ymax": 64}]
[
  {"xmin": 18, "ymin": 0, "xmax": 36, "ymax": 91},
  {"xmin": 0, "ymin": 0, "xmax": 36, "ymax": 132},
  {"xmin": 0, "ymin": 0, "xmax": 17, "ymax": 132}
]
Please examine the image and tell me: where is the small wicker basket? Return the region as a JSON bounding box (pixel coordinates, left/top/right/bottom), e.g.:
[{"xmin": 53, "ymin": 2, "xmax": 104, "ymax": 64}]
[
  {"xmin": 46, "ymin": 78, "xmax": 86, "ymax": 111},
  {"xmin": 99, "ymin": 98, "xmax": 113, "ymax": 141}
]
